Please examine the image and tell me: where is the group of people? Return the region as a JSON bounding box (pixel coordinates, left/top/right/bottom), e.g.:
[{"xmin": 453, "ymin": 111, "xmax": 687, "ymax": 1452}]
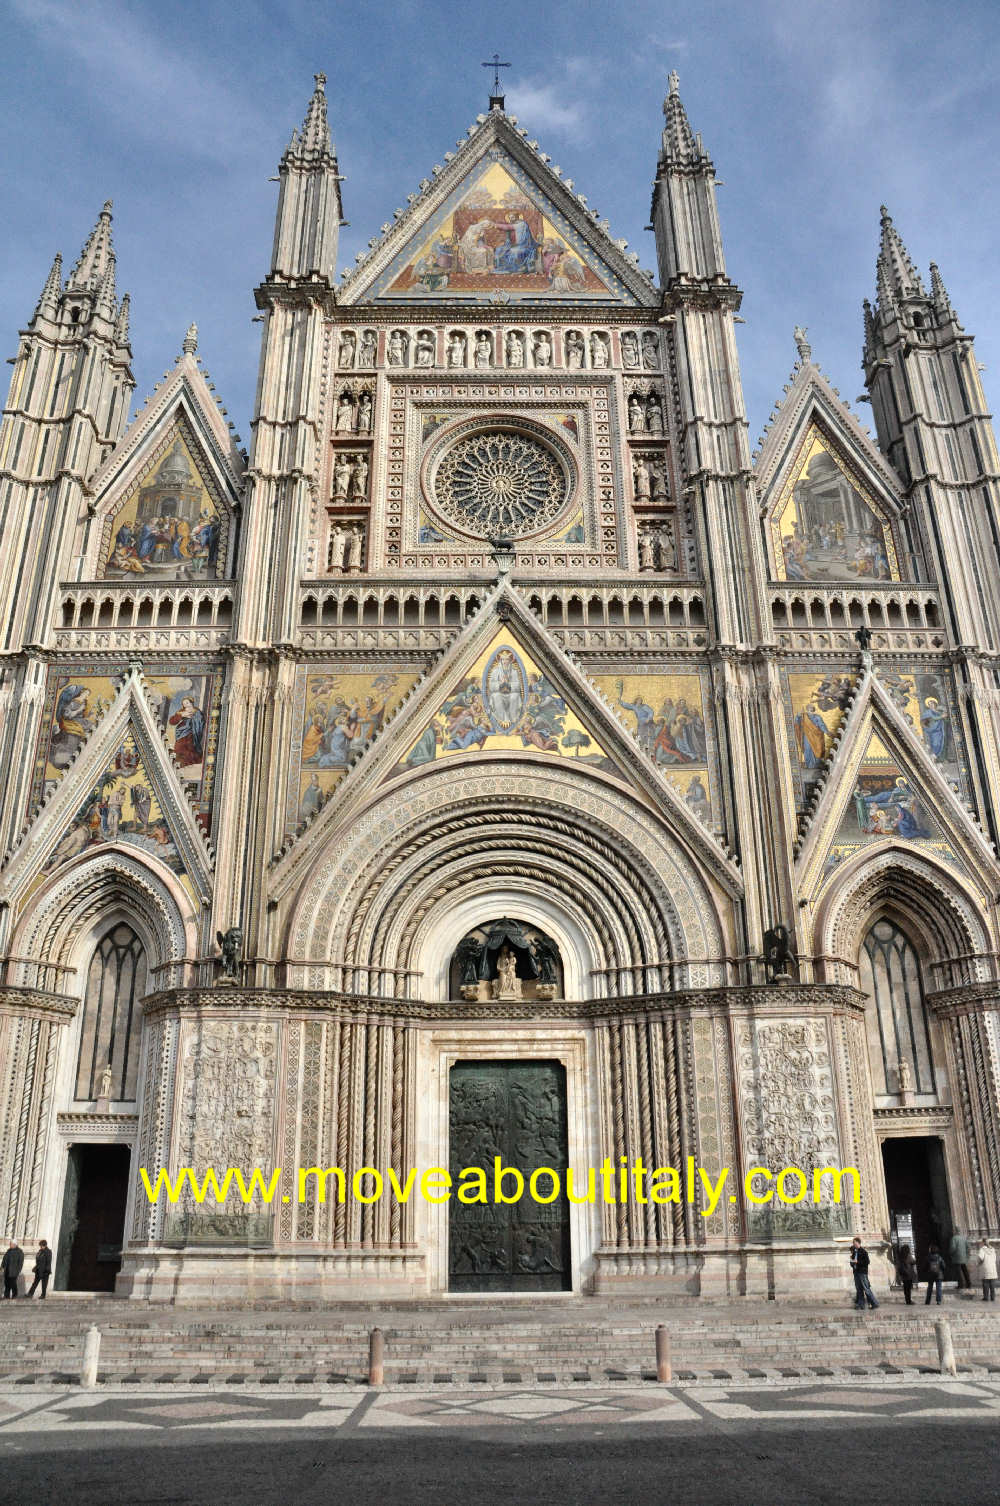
[
  {"xmin": 2, "ymin": 1239, "xmax": 50, "ymax": 1298},
  {"xmin": 615, "ymin": 684, "xmax": 707, "ymax": 767},
  {"xmin": 850, "ymin": 1231, "xmax": 998, "ymax": 1309},
  {"xmin": 108, "ymin": 511, "xmax": 220, "ymax": 576}
]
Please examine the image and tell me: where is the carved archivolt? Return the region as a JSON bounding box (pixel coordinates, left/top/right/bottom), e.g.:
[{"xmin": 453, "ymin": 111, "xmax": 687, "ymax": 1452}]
[
  {"xmin": 286, "ymin": 761, "xmax": 728, "ymax": 992},
  {"xmin": 813, "ymin": 846, "xmax": 991, "ymax": 986}
]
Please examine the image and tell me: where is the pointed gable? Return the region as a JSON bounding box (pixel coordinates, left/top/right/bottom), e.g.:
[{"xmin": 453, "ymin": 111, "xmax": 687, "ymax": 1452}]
[{"xmin": 342, "ymin": 114, "xmax": 655, "ymax": 308}]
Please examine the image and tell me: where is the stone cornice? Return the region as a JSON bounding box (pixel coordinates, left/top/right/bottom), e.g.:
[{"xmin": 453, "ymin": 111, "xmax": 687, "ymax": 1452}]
[
  {"xmin": 140, "ymin": 982, "xmax": 866, "ymax": 1025},
  {"xmin": 0, "ymin": 986, "xmax": 77, "ymax": 1021},
  {"xmin": 926, "ymin": 981, "xmax": 1000, "ymax": 1018}
]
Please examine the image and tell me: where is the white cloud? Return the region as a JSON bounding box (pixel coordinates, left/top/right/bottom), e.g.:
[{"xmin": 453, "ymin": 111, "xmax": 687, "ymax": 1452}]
[{"xmin": 504, "ymin": 59, "xmax": 603, "ymax": 139}]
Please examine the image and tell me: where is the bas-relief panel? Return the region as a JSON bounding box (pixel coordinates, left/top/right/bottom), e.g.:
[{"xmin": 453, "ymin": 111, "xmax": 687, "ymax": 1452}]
[
  {"xmin": 772, "ymin": 430, "xmax": 898, "ymax": 582},
  {"xmin": 31, "ymin": 669, "xmax": 220, "ymax": 826},
  {"xmin": 373, "ymin": 156, "xmax": 628, "ymax": 304},
  {"xmin": 100, "ymin": 425, "xmax": 227, "ymax": 580},
  {"xmin": 37, "ymin": 730, "xmax": 194, "ymax": 896},
  {"xmin": 395, "ymin": 629, "xmax": 615, "ymax": 776},
  {"xmin": 287, "ymin": 667, "xmax": 423, "ymax": 832},
  {"xmin": 592, "ymin": 671, "xmax": 715, "ymax": 827}
]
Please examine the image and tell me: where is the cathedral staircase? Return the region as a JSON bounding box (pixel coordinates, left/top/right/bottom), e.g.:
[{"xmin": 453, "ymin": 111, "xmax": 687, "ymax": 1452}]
[{"xmin": 1, "ymin": 1298, "xmax": 998, "ymax": 1386}]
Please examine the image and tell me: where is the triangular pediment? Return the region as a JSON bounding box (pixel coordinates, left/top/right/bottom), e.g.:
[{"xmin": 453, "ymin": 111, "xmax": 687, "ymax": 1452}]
[
  {"xmin": 342, "ymin": 115, "xmax": 655, "ymax": 307},
  {"xmin": 794, "ymin": 665, "xmax": 999, "ymax": 905},
  {"xmin": 270, "ymin": 586, "xmax": 741, "ymax": 901},
  {"xmin": 755, "ymin": 361, "xmax": 907, "ymax": 585},
  {"xmin": 86, "ymin": 349, "xmax": 243, "ymax": 581},
  {"xmin": 1, "ymin": 668, "xmax": 214, "ymax": 907}
]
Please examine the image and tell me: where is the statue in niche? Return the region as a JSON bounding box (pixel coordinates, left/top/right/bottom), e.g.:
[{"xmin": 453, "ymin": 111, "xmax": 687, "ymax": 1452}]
[
  {"xmin": 387, "ymin": 330, "xmax": 408, "ymax": 366},
  {"xmin": 506, "ymin": 330, "xmax": 525, "ymax": 367},
  {"xmin": 98, "ymin": 1061, "xmax": 114, "ymax": 1102},
  {"xmin": 633, "ymin": 456, "xmax": 652, "ymax": 501},
  {"xmin": 897, "ymin": 1057, "xmax": 913, "ymax": 1098},
  {"xmin": 328, "ymin": 523, "xmax": 347, "ymax": 571},
  {"xmin": 656, "ymin": 524, "xmax": 675, "ymax": 570},
  {"xmin": 646, "ymin": 394, "xmax": 664, "ymax": 434},
  {"xmin": 217, "ymin": 926, "xmax": 243, "ymax": 983},
  {"xmin": 565, "ymin": 331, "xmax": 585, "ymax": 369},
  {"xmin": 642, "ymin": 331, "xmax": 659, "ymax": 369},
  {"xmin": 762, "ymin": 923, "xmax": 797, "ymax": 983},
  {"xmin": 415, "ymin": 331, "xmax": 435, "ymax": 367},
  {"xmin": 652, "ymin": 460, "xmax": 669, "ymax": 501},
  {"xmin": 447, "ymin": 331, "xmax": 466, "ymax": 368},
  {"xmin": 359, "ymin": 330, "xmax": 377, "ymax": 366},
  {"xmin": 333, "ymin": 454, "xmax": 352, "ymax": 499},
  {"xmin": 638, "ymin": 528, "xmax": 656, "ymax": 570},
  {"xmin": 356, "ymin": 392, "xmax": 373, "ymax": 432},
  {"xmin": 491, "ymin": 944, "xmax": 522, "ymax": 1000},
  {"xmin": 338, "ymin": 331, "xmax": 356, "ymax": 368},
  {"xmin": 454, "ymin": 936, "xmax": 483, "ymax": 999},
  {"xmin": 590, "ymin": 332, "xmax": 610, "ymax": 368},
  {"xmin": 621, "ymin": 332, "xmax": 639, "ymax": 369},
  {"xmin": 350, "ymin": 454, "xmax": 369, "ymax": 500},
  {"xmin": 628, "ymin": 394, "xmax": 646, "ymax": 433},
  {"xmin": 532, "ymin": 331, "xmax": 553, "ymax": 367},
  {"xmin": 346, "ymin": 523, "xmax": 364, "ymax": 571},
  {"xmin": 474, "ymin": 332, "xmax": 493, "ymax": 368},
  {"xmin": 335, "ymin": 393, "xmax": 355, "ymax": 433},
  {"xmin": 531, "ymin": 935, "xmax": 560, "ymax": 987}
]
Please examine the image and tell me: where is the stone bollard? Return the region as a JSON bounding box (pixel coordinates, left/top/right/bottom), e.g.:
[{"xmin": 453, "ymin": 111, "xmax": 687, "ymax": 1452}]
[
  {"xmin": 934, "ymin": 1317, "xmax": 956, "ymax": 1377},
  {"xmin": 655, "ymin": 1324, "xmax": 672, "ymax": 1383},
  {"xmin": 368, "ymin": 1327, "xmax": 384, "ymax": 1387},
  {"xmin": 81, "ymin": 1325, "xmax": 101, "ymax": 1389}
]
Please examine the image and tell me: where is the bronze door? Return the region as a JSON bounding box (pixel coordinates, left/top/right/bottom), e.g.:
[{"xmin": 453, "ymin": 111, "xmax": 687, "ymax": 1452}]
[{"xmin": 449, "ymin": 1060, "xmax": 571, "ymax": 1291}]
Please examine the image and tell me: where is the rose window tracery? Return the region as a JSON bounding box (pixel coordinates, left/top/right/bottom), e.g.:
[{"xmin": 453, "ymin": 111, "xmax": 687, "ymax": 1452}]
[{"xmin": 432, "ymin": 429, "xmax": 568, "ymax": 538}]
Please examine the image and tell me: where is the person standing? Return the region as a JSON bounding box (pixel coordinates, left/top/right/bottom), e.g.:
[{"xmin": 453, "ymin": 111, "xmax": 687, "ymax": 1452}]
[
  {"xmin": 949, "ymin": 1229, "xmax": 972, "ymax": 1290},
  {"xmin": 924, "ymin": 1242, "xmax": 944, "ymax": 1305},
  {"xmin": 976, "ymin": 1240, "xmax": 998, "ymax": 1302},
  {"xmin": 2, "ymin": 1240, "xmax": 23, "ymax": 1298},
  {"xmin": 896, "ymin": 1243, "xmax": 918, "ymax": 1305},
  {"xmin": 850, "ymin": 1236, "xmax": 879, "ymax": 1310},
  {"xmin": 26, "ymin": 1240, "xmax": 51, "ymax": 1298}
]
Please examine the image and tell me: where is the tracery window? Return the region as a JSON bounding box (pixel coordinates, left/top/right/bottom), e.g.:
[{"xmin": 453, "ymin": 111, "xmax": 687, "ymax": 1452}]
[
  {"xmin": 858, "ymin": 919, "xmax": 936, "ymax": 1097},
  {"xmin": 75, "ymin": 923, "xmax": 147, "ymax": 1102},
  {"xmin": 432, "ymin": 429, "xmax": 568, "ymax": 538}
]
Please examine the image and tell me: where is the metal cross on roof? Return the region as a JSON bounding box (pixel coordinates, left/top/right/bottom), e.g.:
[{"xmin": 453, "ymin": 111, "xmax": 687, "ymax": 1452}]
[{"xmin": 482, "ymin": 53, "xmax": 511, "ymax": 109}]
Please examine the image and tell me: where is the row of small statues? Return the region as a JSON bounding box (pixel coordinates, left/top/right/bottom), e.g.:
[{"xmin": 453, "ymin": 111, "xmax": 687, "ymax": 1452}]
[
  {"xmin": 328, "ymin": 521, "xmax": 366, "ymax": 572},
  {"xmin": 628, "ymin": 392, "xmax": 665, "ymax": 434},
  {"xmin": 334, "ymin": 388, "xmax": 373, "ymax": 434},
  {"xmin": 637, "ymin": 523, "xmax": 676, "ymax": 571},
  {"xmin": 336, "ymin": 327, "xmax": 664, "ymax": 372},
  {"xmin": 333, "ymin": 452, "xmax": 369, "ymax": 501},
  {"xmin": 633, "ymin": 455, "xmax": 669, "ymax": 502}
]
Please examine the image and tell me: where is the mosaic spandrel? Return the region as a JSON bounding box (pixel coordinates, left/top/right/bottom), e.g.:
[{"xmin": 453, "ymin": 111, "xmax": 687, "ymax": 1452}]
[
  {"xmin": 593, "ymin": 671, "xmax": 714, "ymax": 826},
  {"xmin": 773, "ymin": 431, "xmax": 897, "ymax": 582},
  {"xmin": 102, "ymin": 428, "xmax": 225, "ymax": 579},
  {"xmin": 292, "ymin": 669, "xmax": 421, "ymax": 829}
]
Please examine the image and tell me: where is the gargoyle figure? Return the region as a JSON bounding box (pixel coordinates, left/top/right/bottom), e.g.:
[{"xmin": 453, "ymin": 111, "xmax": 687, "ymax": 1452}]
[
  {"xmin": 762, "ymin": 923, "xmax": 797, "ymax": 983},
  {"xmin": 217, "ymin": 926, "xmax": 243, "ymax": 980}
]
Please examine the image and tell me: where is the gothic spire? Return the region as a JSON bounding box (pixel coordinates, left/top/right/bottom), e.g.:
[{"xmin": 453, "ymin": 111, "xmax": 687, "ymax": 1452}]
[
  {"xmin": 875, "ymin": 205, "xmax": 926, "ymax": 308},
  {"xmin": 660, "ymin": 70, "xmax": 700, "ymax": 164},
  {"xmin": 115, "ymin": 291, "xmax": 131, "ymax": 344},
  {"xmin": 929, "ymin": 260, "xmax": 958, "ymax": 321},
  {"xmin": 33, "ymin": 252, "xmax": 63, "ymax": 321},
  {"xmin": 267, "ymin": 73, "xmax": 343, "ymax": 285},
  {"xmin": 286, "ymin": 72, "xmax": 336, "ymax": 163},
  {"xmin": 67, "ymin": 199, "xmax": 116, "ymax": 293}
]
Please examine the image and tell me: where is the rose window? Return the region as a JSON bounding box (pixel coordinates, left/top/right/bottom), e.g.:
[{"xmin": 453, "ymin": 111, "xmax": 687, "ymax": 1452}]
[{"xmin": 432, "ymin": 430, "xmax": 568, "ymax": 538}]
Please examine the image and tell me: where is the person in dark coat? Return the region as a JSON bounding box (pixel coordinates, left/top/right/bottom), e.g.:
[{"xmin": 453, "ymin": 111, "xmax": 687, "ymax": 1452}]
[
  {"xmin": 924, "ymin": 1242, "xmax": 944, "ymax": 1305},
  {"xmin": 2, "ymin": 1240, "xmax": 23, "ymax": 1298},
  {"xmin": 26, "ymin": 1240, "xmax": 51, "ymax": 1298},
  {"xmin": 850, "ymin": 1236, "xmax": 879, "ymax": 1309},
  {"xmin": 896, "ymin": 1243, "xmax": 918, "ymax": 1305}
]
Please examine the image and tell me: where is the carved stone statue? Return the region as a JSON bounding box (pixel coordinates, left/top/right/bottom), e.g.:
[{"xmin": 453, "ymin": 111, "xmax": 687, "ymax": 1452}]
[
  {"xmin": 447, "ymin": 331, "xmax": 466, "ymax": 368},
  {"xmin": 762, "ymin": 924, "xmax": 797, "ymax": 983},
  {"xmin": 897, "ymin": 1057, "xmax": 913, "ymax": 1097},
  {"xmin": 628, "ymin": 394, "xmax": 646, "ymax": 433},
  {"xmin": 347, "ymin": 524, "xmax": 364, "ymax": 571},
  {"xmin": 328, "ymin": 523, "xmax": 347, "ymax": 571},
  {"xmin": 633, "ymin": 456, "xmax": 652, "ymax": 501},
  {"xmin": 474, "ymin": 332, "xmax": 493, "ymax": 368},
  {"xmin": 338, "ymin": 331, "xmax": 356, "ymax": 368},
  {"xmin": 652, "ymin": 461, "xmax": 669, "ymax": 501},
  {"xmin": 655, "ymin": 524, "xmax": 675, "ymax": 570},
  {"xmin": 646, "ymin": 395, "xmax": 664, "ymax": 434},
  {"xmin": 359, "ymin": 330, "xmax": 377, "ymax": 366},
  {"xmin": 638, "ymin": 529, "xmax": 656, "ymax": 570},
  {"xmin": 217, "ymin": 926, "xmax": 243, "ymax": 981},
  {"xmin": 793, "ymin": 324, "xmax": 812, "ymax": 362},
  {"xmin": 565, "ymin": 331, "xmax": 585, "ymax": 369},
  {"xmin": 335, "ymin": 393, "xmax": 354, "ymax": 433},
  {"xmin": 621, "ymin": 332, "xmax": 639, "ymax": 369},
  {"xmin": 98, "ymin": 1060, "xmax": 114, "ymax": 1102},
  {"xmin": 333, "ymin": 454, "xmax": 351, "ymax": 499},
  {"xmin": 415, "ymin": 331, "xmax": 435, "ymax": 367},
  {"xmin": 532, "ymin": 331, "xmax": 552, "ymax": 368},
  {"xmin": 531, "ymin": 935, "xmax": 560, "ymax": 985},
  {"xmin": 387, "ymin": 330, "xmax": 407, "ymax": 366},
  {"xmin": 855, "ymin": 624, "xmax": 873, "ymax": 653},
  {"xmin": 506, "ymin": 330, "xmax": 525, "ymax": 367},
  {"xmin": 454, "ymin": 937, "xmax": 483, "ymax": 998},
  {"xmin": 590, "ymin": 332, "xmax": 610, "ymax": 368},
  {"xmin": 491, "ymin": 944, "xmax": 522, "ymax": 1000},
  {"xmin": 642, "ymin": 331, "xmax": 659, "ymax": 370},
  {"xmin": 350, "ymin": 454, "xmax": 368, "ymax": 500},
  {"xmin": 356, "ymin": 392, "xmax": 372, "ymax": 432}
]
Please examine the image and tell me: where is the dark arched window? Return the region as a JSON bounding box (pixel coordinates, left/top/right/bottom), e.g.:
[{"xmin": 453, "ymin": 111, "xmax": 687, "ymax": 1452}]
[
  {"xmin": 858, "ymin": 919, "xmax": 936, "ymax": 1096},
  {"xmin": 75, "ymin": 924, "xmax": 147, "ymax": 1102}
]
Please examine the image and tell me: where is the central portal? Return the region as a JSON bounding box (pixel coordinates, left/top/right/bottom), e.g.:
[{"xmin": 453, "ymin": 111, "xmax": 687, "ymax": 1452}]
[{"xmin": 448, "ymin": 1060, "xmax": 571, "ymax": 1292}]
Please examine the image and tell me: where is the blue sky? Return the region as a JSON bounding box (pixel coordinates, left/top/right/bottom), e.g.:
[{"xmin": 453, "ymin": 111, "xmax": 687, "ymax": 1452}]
[{"xmin": 2, "ymin": 0, "xmax": 997, "ymax": 446}]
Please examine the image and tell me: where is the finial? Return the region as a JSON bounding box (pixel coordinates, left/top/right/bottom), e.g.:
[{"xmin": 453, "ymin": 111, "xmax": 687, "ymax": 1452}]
[
  {"xmin": 314, "ymin": 72, "xmax": 326, "ymax": 90},
  {"xmin": 793, "ymin": 324, "xmax": 811, "ymax": 362},
  {"xmin": 102, "ymin": 199, "xmax": 113, "ymax": 215},
  {"xmin": 668, "ymin": 69, "xmax": 680, "ymax": 97},
  {"xmin": 182, "ymin": 322, "xmax": 198, "ymax": 355},
  {"xmin": 481, "ymin": 51, "xmax": 510, "ymax": 110}
]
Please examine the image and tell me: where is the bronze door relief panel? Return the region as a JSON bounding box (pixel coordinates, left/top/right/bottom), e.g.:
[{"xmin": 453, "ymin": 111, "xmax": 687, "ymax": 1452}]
[{"xmin": 448, "ymin": 1059, "xmax": 571, "ymax": 1292}]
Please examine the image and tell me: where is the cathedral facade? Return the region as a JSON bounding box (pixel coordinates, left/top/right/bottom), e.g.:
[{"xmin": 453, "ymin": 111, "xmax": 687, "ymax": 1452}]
[{"xmin": 2, "ymin": 74, "xmax": 999, "ymax": 1301}]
